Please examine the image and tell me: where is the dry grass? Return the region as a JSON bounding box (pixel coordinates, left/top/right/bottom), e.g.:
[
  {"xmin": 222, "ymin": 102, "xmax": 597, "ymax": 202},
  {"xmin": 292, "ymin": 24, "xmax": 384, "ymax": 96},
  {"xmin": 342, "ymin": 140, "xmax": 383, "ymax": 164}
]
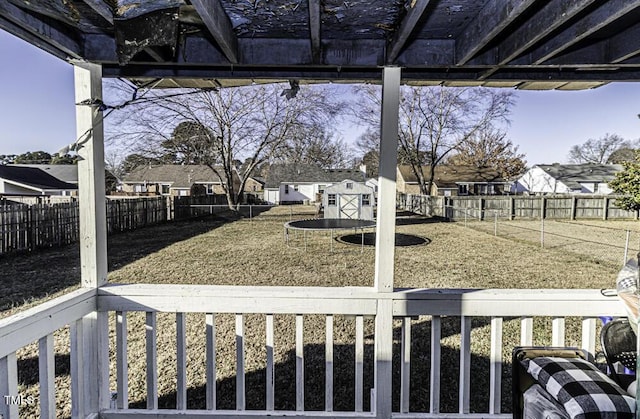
[{"xmin": 2, "ymin": 206, "xmax": 626, "ymax": 417}]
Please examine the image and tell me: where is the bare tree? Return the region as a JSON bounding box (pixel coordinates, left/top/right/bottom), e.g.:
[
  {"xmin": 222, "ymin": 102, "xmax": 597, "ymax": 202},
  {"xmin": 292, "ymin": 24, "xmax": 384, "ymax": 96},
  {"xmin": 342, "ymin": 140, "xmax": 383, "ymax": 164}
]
[
  {"xmin": 352, "ymin": 85, "xmax": 515, "ymax": 195},
  {"xmin": 107, "ymin": 81, "xmax": 343, "ymax": 209},
  {"xmin": 447, "ymin": 129, "xmax": 526, "ymax": 180},
  {"xmin": 276, "ymin": 125, "xmax": 352, "ymax": 169},
  {"xmin": 567, "ymin": 133, "xmax": 629, "ymax": 164}
]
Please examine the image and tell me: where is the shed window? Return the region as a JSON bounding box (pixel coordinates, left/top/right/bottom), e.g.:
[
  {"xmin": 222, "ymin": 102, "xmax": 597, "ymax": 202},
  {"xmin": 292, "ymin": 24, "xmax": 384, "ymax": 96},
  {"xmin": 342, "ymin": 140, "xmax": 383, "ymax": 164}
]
[
  {"xmin": 206, "ymin": 184, "xmax": 215, "ymax": 195},
  {"xmin": 161, "ymin": 184, "xmax": 171, "ymax": 195},
  {"xmin": 346, "ymin": 182, "xmax": 353, "ymax": 189},
  {"xmin": 284, "ymin": 185, "xmax": 289, "ymax": 194},
  {"xmin": 458, "ymin": 184, "xmax": 469, "ymax": 195},
  {"xmin": 362, "ymin": 194, "xmax": 370, "ymax": 206},
  {"xmin": 328, "ymin": 194, "xmax": 337, "ymax": 206}
]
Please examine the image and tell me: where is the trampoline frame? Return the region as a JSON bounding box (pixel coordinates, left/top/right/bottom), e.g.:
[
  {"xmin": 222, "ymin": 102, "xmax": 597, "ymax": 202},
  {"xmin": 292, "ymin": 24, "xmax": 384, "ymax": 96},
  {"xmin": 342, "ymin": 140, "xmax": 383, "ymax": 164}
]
[{"xmin": 284, "ymin": 218, "xmax": 376, "ymax": 252}]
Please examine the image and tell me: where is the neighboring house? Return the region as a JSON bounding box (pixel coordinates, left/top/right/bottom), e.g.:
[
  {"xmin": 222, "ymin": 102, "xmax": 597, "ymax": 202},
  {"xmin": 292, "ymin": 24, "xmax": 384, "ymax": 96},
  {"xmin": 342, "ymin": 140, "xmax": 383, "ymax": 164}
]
[
  {"xmin": 322, "ymin": 179, "xmax": 375, "ymax": 220},
  {"xmin": 13, "ymin": 164, "xmax": 79, "ymax": 185},
  {"xmin": 514, "ymin": 163, "xmax": 623, "ymax": 195},
  {"xmin": 396, "ymin": 165, "xmax": 510, "ymax": 196},
  {"xmin": 121, "ymin": 165, "xmax": 241, "ymax": 197},
  {"xmin": 13, "ymin": 164, "xmax": 119, "ymax": 193},
  {"xmin": 0, "ymin": 165, "xmax": 77, "ymax": 196},
  {"xmin": 263, "ymin": 164, "xmax": 367, "ymax": 204}
]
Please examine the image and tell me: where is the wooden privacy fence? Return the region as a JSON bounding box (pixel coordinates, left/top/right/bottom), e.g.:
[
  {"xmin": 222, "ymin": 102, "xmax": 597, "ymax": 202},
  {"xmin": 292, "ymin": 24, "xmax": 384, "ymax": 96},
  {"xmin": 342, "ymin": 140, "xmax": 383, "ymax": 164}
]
[
  {"xmin": 398, "ymin": 193, "xmax": 639, "ymax": 220},
  {"xmin": 0, "ymin": 197, "xmax": 173, "ymax": 256}
]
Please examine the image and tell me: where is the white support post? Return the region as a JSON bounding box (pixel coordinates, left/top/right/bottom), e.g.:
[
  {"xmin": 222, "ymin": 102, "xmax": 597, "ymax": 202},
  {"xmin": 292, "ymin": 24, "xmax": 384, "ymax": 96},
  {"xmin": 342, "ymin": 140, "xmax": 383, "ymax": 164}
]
[
  {"xmin": 374, "ymin": 67, "xmax": 401, "ymax": 293},
  {"xmin": 74, "ymin": 62, "xmax": 107, "ymax": 288},
  {"xmin": 73, "ymin": 62, "xmax": 108, "ymax": 414},
  {"xmin": 373, "ymin": 66, "xmax": 400, "ymax": 419}
]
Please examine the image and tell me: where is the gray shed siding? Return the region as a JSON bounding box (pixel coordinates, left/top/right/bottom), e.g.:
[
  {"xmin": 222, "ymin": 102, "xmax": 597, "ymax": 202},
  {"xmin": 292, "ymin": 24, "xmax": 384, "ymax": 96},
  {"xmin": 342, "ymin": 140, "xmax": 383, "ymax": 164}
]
[{"xmin": 322, "ymin": 180, "xmax": 375, "ymax": 220}]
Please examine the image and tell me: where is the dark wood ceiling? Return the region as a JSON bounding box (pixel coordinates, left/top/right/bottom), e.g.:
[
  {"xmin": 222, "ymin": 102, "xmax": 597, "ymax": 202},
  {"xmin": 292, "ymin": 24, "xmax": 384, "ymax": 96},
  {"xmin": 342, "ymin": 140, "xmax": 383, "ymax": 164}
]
[{"xmin": 2, "ymin": 0, "xmax": 640, "ymax": 89}]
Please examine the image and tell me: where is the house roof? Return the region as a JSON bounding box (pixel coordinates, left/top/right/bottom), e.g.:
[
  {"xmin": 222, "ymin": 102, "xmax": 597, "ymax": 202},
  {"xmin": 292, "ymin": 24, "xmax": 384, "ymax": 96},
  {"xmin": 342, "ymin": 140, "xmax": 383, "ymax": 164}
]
[
  {"xmin": 12, "ymin": 164, "xmax": 79, "ymax": 184},
  {"xmin": 264, "ymin": 164, "xmax": 365, "ymax": 189},
  {"xmin": 0, "ymin": 165, "xmax": 77, "ymax": 191},
  {"xmin": 398, "ymin": 165, "xmax": 506, "ymax": 188},
  {"xmin": 535, "ymin": 164, "xmax": 623, "ymax": 190},
  {"xmin": 2, "ymin": 1, "xmax": 638, "ymax": 89},
  {"xmin": 122, "ymin": 165, "xmax": 231, "ymax": 189}
]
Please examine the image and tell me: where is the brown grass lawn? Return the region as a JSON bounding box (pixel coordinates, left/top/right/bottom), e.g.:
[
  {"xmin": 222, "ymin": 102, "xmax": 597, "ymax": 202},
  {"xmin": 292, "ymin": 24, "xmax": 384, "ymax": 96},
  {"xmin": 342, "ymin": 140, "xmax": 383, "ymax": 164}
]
[{"xmin": 1, "ymin": 206, "xmax": 628, "ymax": 417}]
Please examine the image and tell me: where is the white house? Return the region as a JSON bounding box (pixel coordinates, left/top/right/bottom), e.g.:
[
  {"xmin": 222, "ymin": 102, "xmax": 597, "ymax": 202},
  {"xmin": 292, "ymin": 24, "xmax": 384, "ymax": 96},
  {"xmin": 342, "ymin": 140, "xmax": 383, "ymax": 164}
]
[
  {"xmin": 322, "ymin": 179, "xmax": 376, "ymax": 220},
  {"xmin": 263, "ymin": 164, "xmax": 367, "ymax": 204},
  {"xmin": 514, "ymin": 163, "xmax": 623, "ymax": 195}
]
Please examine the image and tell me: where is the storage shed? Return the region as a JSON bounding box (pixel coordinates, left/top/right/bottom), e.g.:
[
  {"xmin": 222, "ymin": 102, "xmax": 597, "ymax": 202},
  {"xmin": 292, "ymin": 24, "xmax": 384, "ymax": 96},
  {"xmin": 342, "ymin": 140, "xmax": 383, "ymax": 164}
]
[{"xmin": 322, "ymin": 179, "xmax": 375, "ymax": 220}]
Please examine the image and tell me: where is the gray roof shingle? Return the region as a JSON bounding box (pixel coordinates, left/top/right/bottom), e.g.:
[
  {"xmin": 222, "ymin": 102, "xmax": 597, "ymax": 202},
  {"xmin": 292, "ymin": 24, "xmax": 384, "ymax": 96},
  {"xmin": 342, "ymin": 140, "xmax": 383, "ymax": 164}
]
[
  {"xmin": 0, "ymin": 166, "xmax": 77, "ymax": 190},
  {"xmin": 536, "ymin": 164, "xmax": 623, "ymax": 190},
  {"xmin": 263, "ymin": 164, "xmax": 365, "ymax": 188}
]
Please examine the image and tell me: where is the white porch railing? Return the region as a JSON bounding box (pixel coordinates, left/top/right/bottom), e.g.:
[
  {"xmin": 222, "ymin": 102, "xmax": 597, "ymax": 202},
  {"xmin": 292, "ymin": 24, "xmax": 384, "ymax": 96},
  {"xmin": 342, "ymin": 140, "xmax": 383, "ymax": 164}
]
[{"xmin": 0, "ymin": 285, "xmax": 628, "ymax": 418}]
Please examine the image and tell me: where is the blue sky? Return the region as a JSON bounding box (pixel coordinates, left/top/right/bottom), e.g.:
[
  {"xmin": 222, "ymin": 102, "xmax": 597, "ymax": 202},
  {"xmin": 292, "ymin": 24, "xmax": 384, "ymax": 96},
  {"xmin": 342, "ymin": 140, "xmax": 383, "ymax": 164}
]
[{"xmin": 1, "ymin": 29, "xmax": 639, "ymax": 165}]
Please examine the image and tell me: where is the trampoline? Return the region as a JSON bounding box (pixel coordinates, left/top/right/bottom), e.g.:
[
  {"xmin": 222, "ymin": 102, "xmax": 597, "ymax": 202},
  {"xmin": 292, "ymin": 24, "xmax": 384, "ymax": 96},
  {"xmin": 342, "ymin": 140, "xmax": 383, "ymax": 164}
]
[{"xmin": 284, "ymin": 218, "xmax": 376, "ymax": 252}]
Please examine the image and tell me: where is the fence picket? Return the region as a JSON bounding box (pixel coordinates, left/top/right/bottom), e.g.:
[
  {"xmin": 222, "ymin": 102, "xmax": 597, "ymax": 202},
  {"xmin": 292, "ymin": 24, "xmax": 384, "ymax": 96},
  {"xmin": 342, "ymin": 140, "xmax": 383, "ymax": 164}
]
[
  {"xmin": 266, "ymin": 314, "xmax": 274, "ymax": 411},
  {"xmin": 176, "ymin": 312, "xmax": 187, "ymax": 410},
  {"xmin": 236, "ymin": 314, "xmax": 245, "ymax": 411},
  {"xmin": 295, "ymin": 314, "xmax": 304, "ymax": 411},
  {"xmin": 325, "ymin": 315, "xmax": 333, "ymax": 412},
  {"xmin": 145, "ymin": 312, "xmax": 158, "ymax": 410},
  {"xmin": 116, "ymin": 311, "xmax": 128, "ymax": 409},
  {"xmin": 38, "ymin": 334, "xmax": 56, "ymax": 419},
  {"xmin": 206, "ymin": 313, "xmax": 217, "ymax": 410},
  {"xmin": 430, "ymin": 316, "xmax": 441, "ymax": 414}
]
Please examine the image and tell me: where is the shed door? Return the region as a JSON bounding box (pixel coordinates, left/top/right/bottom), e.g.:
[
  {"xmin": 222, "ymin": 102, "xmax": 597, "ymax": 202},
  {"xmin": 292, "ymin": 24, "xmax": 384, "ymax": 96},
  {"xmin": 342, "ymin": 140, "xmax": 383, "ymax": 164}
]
[{"xmin": 338, "ymin": 194, "xmax": 360, "ymax": 219}]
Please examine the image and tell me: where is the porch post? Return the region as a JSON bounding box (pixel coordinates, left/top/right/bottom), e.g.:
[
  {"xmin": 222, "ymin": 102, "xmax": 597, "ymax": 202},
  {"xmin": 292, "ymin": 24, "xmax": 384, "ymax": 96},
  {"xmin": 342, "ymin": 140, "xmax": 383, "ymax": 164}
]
[
  {"xmin": 374, "ymin": 66, "xmax": 400, "ymax": 419},
  {"xmin": 374, "ymin": 66, "xmax": 400, "ymax": 292},
  {"xmin": 73, "ymin": 62, "xmax": 110, "ymax": 413}
]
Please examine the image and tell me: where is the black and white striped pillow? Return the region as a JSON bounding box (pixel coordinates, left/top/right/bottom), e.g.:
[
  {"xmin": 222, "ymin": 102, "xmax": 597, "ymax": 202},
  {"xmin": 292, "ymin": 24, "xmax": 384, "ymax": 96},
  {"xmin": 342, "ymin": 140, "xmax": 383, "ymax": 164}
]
[{"xmin": 523, "ymin": 356, "xmax": 635, "ymax": 419}]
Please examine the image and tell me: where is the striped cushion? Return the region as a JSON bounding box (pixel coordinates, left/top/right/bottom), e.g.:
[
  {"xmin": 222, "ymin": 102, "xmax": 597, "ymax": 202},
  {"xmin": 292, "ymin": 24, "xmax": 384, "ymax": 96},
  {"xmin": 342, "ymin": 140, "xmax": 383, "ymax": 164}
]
[{"xmin": 523, "ymin": 356, "xmax": 635, "ymax": 419}]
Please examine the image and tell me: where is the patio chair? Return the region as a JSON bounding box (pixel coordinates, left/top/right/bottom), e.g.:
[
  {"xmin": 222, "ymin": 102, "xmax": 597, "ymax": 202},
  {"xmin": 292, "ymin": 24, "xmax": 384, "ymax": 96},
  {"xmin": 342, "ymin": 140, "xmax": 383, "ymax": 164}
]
[{"xmin": 600, "ymin": 317, "xmax": 637, "ymax": 389}]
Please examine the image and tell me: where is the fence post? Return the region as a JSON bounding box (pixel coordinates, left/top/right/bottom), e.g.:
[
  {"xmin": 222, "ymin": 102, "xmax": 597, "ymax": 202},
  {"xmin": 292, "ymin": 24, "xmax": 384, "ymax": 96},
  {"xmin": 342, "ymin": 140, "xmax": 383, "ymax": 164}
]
[
  {"xmin": 571, "ymin": 196, "xmax": 577, "ymax": 220},
  {"xmin": 509, "ymin": 197, "xmax": 514, "ymax": 220},
  {"xmin": 494, "ymin": 211, "xmax": 498, "ymax": 236},
  {"xmin": 623, "ymin": 230, "xmax": 631, "ymax": 265},
  {"xmin": 479, "ymin": 198, "xmax": 484, "ymax": 221},
  {"xmin": 602, "ymin": 196, "xmax": 608, "ymax": 221},
  {"xmin": 540, "ymin": 217, "xmax": 545, "ymax": 248}
]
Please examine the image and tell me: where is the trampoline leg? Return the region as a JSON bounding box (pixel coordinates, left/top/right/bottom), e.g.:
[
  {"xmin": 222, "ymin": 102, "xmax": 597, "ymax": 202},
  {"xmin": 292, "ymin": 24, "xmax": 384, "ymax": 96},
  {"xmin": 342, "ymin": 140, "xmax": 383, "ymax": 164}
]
[{"xmin": 330, "ymin": 230, "xmax": 333, "ymax": 253}]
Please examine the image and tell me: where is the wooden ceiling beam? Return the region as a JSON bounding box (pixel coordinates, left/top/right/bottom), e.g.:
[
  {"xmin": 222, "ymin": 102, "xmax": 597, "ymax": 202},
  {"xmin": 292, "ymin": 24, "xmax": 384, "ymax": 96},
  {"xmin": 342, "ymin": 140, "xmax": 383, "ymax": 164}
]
[
  {"xmin": 472, "ymin": 0, "xmax": 599, "ymax": 78},
  {"xmin": 79, "ymin": 0, "xmax": 114, "ymax": 24},
  {"xmin": 190, "ymin": 0, "xmax": 239, "ymax": 64},
  {"xmin": 0, "ymin": 0, "xmax": 82, "ymax": 59},
  {"xmin": 542, "ymin": 21, "xmax": 640, "ymax": 66},
  {"xmin": 308, "ymin": 0, "xmax": 321, "ymax": 64},
  {"xmin": 386, "ymin": 0, "xmax": 433, "ymax": 64},
  {"xmin": 455, "ymin": 0, "xmax": 538, "ymax": 65},
  {"xmin": 527, "ymin": 0, "xmax": 640, "ymax": 64}
]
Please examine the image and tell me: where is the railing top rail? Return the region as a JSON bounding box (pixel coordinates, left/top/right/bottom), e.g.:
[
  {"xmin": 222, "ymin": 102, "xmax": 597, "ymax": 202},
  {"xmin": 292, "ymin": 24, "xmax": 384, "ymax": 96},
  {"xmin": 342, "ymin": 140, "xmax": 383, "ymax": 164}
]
[
  {"xmin": 0, "ymin": 288, "xmax": 96, "ymax": 358},
  {"xmin": 97, "ymin": 284, "xmax": 627, "ymax": 318}
]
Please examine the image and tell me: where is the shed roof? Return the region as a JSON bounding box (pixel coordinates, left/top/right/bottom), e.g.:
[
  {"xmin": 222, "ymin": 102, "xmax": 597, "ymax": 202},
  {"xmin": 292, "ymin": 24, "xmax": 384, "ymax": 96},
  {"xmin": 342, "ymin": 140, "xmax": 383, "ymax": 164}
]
[
  {"xmin": 0, "ymin": 165, "xmax": 77, "ymax": 191},
  {"xmin": 2, "ymin": 1, "xmax": 639, "ymax": 88}
]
